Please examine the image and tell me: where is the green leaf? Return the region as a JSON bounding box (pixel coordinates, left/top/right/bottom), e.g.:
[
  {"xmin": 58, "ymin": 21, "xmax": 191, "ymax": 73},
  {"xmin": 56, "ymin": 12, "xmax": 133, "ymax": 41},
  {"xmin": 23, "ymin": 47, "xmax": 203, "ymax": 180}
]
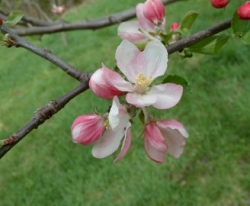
[
  {"xmin": 187, "ymin": 34, "xmax": 229, "ymax": 55},
  {"xmin": 162, "ymin": 75, "xmax": 188, "ymax": 89},
  {"xmin": 4, "ymin": 10, "xmax": 24, "ymax": 26},
  {"xmin": 180, "ymin": 11, "xmax": 199, "ymax": 30},
  {"xmin": 241, "ymin": 29, "xmax": 250, "ymax": 44},
  {"xmin": 232, "ymin": 11, "xmax": 250, "ymax": 38}
]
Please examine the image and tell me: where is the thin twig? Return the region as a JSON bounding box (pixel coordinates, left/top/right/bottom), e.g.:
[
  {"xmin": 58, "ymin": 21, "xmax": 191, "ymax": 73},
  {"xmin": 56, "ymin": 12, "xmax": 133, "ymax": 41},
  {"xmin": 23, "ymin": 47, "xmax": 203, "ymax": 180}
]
[
  {"xmin": 0, "ymin": 81, "xmax": 90, "ymax": 158},
  {"xmin": 10, "ymin": 0, "xmax": 182, "ymax": 36},
  {"xmin": 1, "ymin": 25, "xmax": 86, "ymax": 82},
  {"xmin": 166, "ymin": 19, "xmax": 232, "ymax": 54}
]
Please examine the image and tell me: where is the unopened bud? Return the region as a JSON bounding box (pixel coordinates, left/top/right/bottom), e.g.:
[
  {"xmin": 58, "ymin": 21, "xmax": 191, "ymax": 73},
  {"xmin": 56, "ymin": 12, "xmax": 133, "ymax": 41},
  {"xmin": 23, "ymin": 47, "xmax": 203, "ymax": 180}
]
[
  {"xmin": 143, "ymin": 0, "xmax": 165, "ymax": 25},
  {"xmin": 210, "ymin": 0, "xmax": 229, "ymax": 9},
  {"xmin": 170, "ymin": 22, "xmax": 180, "ymax": 31},
  {"xmin": 0, "ymin": 17, "xmax": 3, "ymax": 26},
  {"xmin": 237, "ymin": 1, "xmax": 250, "ymax": 20}
]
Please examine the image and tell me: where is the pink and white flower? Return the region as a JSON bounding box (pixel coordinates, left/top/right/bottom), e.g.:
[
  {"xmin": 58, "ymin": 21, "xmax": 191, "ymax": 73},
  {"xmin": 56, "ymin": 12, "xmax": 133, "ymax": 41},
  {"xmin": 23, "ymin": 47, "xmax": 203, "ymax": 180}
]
[
  {"xmin": 143, "ymin": 0, "xmax": 165, "ymax": 25},
  {"xmin": 71, "ymin": 97, "xmax": 131, "ymax": 161},
  {"xmin": 90, "ymin": 40, "xmax": 183, "ymax": 109},
  {"xmin": 118, "ymin": 1, "xmax": 165, "ymax": 43},
  {"xmin": 71, "ymin": 113, "xmax": 106, "ymax": 145},
  {"xmin": 144, "ymin": 120, "xmax": 189, "ymax": 163},
  {"xmin": 52, "ymin": 4, "xmax": 66, "ymax": 15}
]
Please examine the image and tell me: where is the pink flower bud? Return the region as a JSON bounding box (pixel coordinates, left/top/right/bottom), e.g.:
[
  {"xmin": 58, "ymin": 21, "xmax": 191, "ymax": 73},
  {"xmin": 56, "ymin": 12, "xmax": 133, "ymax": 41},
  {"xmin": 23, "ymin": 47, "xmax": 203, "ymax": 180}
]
[
  {"xmin": 170, "ymin": 22, "xmax": 180, "ymax": 31},
  {"xmin": 210, "ymin": 0, "xmax": 229, "ymax": 8},
  {"xmin": 52, "ymin": 5, "xmax": 66, "ymax": 15},
  {"xmin": 237, "ymin": 1, "xmax": 250, "ymax": 20},
  {"xmin": 71, "ymin": 114, "xmax": 106, "ymax": 145},
  {"xmin": 143, "ymin": 0, "xmax": 165, "ymax": 25}
]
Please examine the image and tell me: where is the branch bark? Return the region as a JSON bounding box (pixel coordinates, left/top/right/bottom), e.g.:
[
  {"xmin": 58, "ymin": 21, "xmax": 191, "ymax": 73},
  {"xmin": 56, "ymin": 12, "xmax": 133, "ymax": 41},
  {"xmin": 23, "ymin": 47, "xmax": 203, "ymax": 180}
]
[
  {"xmin": 0, "ymin": 82, "xmax": 90, "ymax": 158},
  {"xmin": 166, "ymin": 19, "xmax": 232, "ymax": 54},
  {"xmin": 1, "ymin": 25, "xmax": 87, "ymax": 82},
  {"xmin": 9, "ymin": 0, "xmax": 182, "ymax": 36}
]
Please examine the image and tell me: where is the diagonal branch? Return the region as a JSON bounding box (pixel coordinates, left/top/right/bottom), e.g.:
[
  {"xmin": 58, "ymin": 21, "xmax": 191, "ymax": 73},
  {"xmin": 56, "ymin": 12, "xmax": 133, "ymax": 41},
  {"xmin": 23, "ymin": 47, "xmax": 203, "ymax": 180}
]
[
  {"xmin": 166, "ymin": 19, "xmax": 232, "ymax": 54},
  {"xmin": 0, "ymin": 81, "xmax": 90, "ymax": 158},
  {"xmin": 1, "ymin": 25, "xmax": 86, "ymax": 82},
  {"xmin": 10, "ymin": 0, "xmax": 183, "ymax": 36}
]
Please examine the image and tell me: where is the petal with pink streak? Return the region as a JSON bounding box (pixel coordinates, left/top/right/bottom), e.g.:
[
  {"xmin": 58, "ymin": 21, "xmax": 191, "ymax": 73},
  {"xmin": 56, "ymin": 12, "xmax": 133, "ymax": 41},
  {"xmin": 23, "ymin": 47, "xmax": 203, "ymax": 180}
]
[
  {"xmin": 126, "ymin": 92, "xmax": 157, "ymax": 108},
  {"xmin": 118, "ymin": 21, "xmax": 148, "ymax": 43},
  {"xmin": 92, "ymin": 128, "xmax": 124, "ymax": 159},
  {"xmin": 109, "ymin": 96, "xmax": 130, "ymax": 130},
  {"xmin": 157, "ymin": 120, "xmax": 189, "ymax": 158},
  {"xmin": 115, "ymin": 40, "xmax": 168, "ymax": 82},
  {"xmin": 89, "ymin": 65, "xmax": 132, "ymax": 99},
  {"xmin": 136, "ymin": 3, "xmax": 155, "ymax": 30},
  {"xmin": 144, "ymin": 123, "xmax": 168, "ymax": 163},
  {"xmin": 148, "ymin": 83, "xmax": 183, "ymax": 109},
  {"xmin": 71, "ymin": 114, "xmax": 105, "ymax": 145},
  {"xmin": 114, "ymin": 124, "xmax": 132, "ymax": 162}
]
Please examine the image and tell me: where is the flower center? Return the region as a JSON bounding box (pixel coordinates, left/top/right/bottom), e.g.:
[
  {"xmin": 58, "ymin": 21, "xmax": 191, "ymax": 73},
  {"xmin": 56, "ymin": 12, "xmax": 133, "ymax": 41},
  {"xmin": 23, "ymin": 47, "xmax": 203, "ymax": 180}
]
[{"xmin": 134, "ymin": 72, "xmax": 153, "ymax": 94}]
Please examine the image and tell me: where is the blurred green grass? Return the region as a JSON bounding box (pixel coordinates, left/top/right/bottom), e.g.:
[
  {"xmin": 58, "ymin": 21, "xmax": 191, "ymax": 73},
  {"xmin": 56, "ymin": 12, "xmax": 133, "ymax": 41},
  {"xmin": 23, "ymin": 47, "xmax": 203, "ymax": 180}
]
[{"xmin": 0, "ymin": 0, "xmax": 250, "ymax": 205}]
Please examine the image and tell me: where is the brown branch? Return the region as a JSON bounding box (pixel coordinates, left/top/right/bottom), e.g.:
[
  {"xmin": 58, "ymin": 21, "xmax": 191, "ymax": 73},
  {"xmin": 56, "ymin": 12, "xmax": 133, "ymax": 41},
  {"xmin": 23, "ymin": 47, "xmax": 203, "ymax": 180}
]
[
  {"xmin": 166, "ymin": 19, "xmax": 232, "ymax": 54},
  {"xmin": 10, "ymin": 0, "xmax": 182, "ymax": 36},
  {"xmin": 0, "ymin": 81, "xmax": 90, "ymax": 158},
  {"xmin": 1, "ymin": 25, "xmax": 86, "ymax": 82}
]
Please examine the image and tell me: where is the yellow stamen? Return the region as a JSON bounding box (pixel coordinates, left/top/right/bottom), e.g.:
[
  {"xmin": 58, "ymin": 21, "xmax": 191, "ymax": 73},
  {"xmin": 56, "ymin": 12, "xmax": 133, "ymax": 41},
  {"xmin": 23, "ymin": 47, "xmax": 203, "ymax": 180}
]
[{"xmin": 135, "ymin": 73, "xmax": 153, "ymax": 93}]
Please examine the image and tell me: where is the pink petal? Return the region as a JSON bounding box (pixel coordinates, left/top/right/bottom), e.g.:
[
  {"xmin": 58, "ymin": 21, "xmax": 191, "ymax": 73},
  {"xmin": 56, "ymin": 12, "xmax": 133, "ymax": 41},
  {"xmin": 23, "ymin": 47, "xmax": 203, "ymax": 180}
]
[
  {"xmin": 92, "ymin": 128, "xmax": 124, "ymax": 159},
  {"xmin": 156, "ymin": 120, "xmax": 189, "ymax": 158},
  {"xmin": 114, "ymin": 124, "xmax": 132, "ymax": 162},
  {"xmin": 115, "ymin": 40, "xmax": 168, "ymax": 82},
  {"xmin": 71, "ymin": 114, "xmax": 105, "ymax": 145},
  {"xmin": 136, "ymin": 3, "xmax": 155, "ymax": 30},
  {"xmin": 148, "ymin": 83, "xmax": 183, "ymax": 109},
  {"xmin": 143, "ymin": 0, "xmax": 165, "ymax": 25},
  {"xmin": 126, "ymin": 92, "xmax": 157, "ymax": 108},
  {"xmin": 144, "ymin": 123, "xmax": 168, "ymax": 163},
  {"xmin": 89, "ymin": 64, "xmax": 132, "ymax": 99},
  {"xmin": 118, "ymin": 21, "xmax": 148, "ymax": 43}
]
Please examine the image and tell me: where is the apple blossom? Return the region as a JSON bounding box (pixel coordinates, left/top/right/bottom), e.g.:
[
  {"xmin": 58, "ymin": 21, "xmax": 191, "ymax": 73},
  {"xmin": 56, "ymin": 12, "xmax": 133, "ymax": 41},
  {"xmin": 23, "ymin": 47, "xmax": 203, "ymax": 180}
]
[
  {"xmin": 143, "ymin": 0, "xmax": 165, "ymax": 25},
  {"xmin": 144, "ymin": 120, "xmax": 189, "ymax": 163},
  {"xmin": 71, "ymin": 113, "xmax": 106, "ymax": 145},
  {"xmin": 118, "ymin": 2, "xmax": 165, "ymax": 43},
  {"xmin": 72, "ymin": 96, "xmax": 132, "ymax": 161},
  {"xmin": 90, "ymin": 40, "xmax": 183, "ymax": 109},
  {"xmin": 170, "ymin": 22, "xmax": 180, "ymax": 31},
  {"xmin": 210, "ymin": 0, "xmax": 229, "ymax": 9},
  {"xmin": 237, "ymin": 1, "xmax": 250, "ymax": 20},
  {"xmin": 52, "ymin": 4, "xmax": 66, "ymax": 15}
]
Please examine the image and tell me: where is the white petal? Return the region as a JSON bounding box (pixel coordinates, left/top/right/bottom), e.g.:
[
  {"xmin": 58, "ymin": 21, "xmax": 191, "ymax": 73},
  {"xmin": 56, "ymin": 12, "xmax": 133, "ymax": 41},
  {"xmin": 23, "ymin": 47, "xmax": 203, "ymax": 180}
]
[
  {"xmin": 114, "ymin": 123, "xmax": 132, "ymax": 162},
  {"xmin": 126, "ymin": 92, "xmax": 157, "ymax": 108},
  {"xmin": 157, "ymin": 120, "xmax": 189, "ymax": 158},
  {"xmin": 148, "ymin": 83, "xmax": 183, "ymax": 109},
  {"xmin": 118, "ymin": 21, "xmax": 148, "ymax": 43},
  {"xmin": 92, "ymin": 129, "xmax": 124, "ymax": 159},
  {"xmin": 115, "ymin": 40, "xmax": 168, "ymax": 84},
  {"xmin": 109, "ymin": 96, "xmax": 129, "ymax": 130}
]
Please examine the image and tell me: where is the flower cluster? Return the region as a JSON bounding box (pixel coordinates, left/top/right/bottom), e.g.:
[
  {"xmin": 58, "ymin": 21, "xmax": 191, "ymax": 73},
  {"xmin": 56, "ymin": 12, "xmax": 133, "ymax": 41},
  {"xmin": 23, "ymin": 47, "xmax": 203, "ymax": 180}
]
[{"xmin": 71, "ymin": 0, "xmax": 189, "ymax": 163}]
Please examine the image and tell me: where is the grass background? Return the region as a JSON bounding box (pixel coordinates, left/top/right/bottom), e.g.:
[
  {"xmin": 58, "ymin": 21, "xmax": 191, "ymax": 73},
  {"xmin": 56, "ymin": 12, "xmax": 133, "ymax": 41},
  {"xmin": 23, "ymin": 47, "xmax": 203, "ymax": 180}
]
[{"xmin": 0, "ymin": 0, "xmax": 250, "ymax": 205}]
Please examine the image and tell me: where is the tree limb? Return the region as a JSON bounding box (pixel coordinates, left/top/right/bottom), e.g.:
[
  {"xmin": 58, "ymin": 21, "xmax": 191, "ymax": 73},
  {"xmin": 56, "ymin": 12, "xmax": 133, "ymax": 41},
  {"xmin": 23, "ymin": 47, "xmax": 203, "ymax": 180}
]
[
  {"xmin": 166, "ymin": 19, "xmax": 232, "ymax": 54},
  {"xmin": 0, "ymin": 81, "xmax": 90, "ymax": 158},
  {"xmin": 1, "ymin": 25, "xmax": 87, "ymax": 82},
  {"xmin": 9, "ymin": 0, "xmax": 183, "ymax": 36}
]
